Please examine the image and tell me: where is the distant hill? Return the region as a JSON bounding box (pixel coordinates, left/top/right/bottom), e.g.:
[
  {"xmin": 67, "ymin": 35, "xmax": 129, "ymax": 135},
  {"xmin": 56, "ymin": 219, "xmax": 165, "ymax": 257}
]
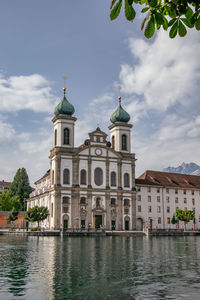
[{"xmin": 163, "ymin": 162, "xmax": 200, "ymax": 176}]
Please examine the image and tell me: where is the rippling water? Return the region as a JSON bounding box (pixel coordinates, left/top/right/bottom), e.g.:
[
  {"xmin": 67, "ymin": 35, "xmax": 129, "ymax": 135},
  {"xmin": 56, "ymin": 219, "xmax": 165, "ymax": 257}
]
[{"xmin": 0, "ymin": 235, "xmax": 200, "ymax": 299}]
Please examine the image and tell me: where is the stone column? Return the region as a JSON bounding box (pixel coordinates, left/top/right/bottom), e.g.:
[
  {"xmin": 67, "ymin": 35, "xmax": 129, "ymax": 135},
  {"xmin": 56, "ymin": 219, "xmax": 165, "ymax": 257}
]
[
  {"xmin": 86, "ymin": 191, "xmax": 92, "ymax": 228},
  {"xmin": 117, "ymin": 191, "xmax": 123, "ymax": 230},
  {"xmin": 54, "ymin": 190, "xmax": 61, "ymax": 230},
  {"xmin": 72, "ymin": 156, "xmax": 79, "ymax": 187},
  {"xmin": 117, "ymin": 160, "xmax": 122, "ymax": 189},
  {"xmin": 131, "ymin": 162, "xmax": 135, "ymax": 190},
  {"xmin": 88, "ymin": 158, "xmax": 92, "ymax": 188},
  {"xmin": 106, "ymin": 156, "xmax": 110, "ymax": 189},
  {"xmin": 132, "ymin": 193, "xmax": 136, "ymax": 230},
  {"xmin": 105, "ymin": 192, "xmax": 110, "ymax": 230},
  {"xmin": 71, "ymin": 189, "xmax": 80, "ymax": 229}
]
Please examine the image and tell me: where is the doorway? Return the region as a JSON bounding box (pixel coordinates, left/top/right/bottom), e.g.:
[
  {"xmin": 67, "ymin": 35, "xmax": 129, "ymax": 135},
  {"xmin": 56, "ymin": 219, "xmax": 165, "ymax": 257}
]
[
  {"xmin": 125, "ymin": 220, "xmax": 129, "ymax": 231},
  {"xmin": 81, "ymin": 219, "xmax": 85, "ymax": 229},
  {"xmin": 63, "ymin": 219, "xmax": 68, "ymax": 230},
  {"xmin": 95, "ymin": 215, "xmax": 102, "ymax": 229},
  {"xmin": 111, "ymin": 220, "xmax": 116, "ymax": 230}
]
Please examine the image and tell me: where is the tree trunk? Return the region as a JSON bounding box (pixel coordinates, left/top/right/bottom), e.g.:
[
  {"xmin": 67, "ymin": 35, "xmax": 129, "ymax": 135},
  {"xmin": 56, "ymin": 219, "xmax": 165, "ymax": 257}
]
[
  {"xmin": 37, "ymin": 221, "xmax": 40, "ymax": 231},
  {"xmin": 184, "ymin": 222, "xmax": 186, "ymax": 231}
]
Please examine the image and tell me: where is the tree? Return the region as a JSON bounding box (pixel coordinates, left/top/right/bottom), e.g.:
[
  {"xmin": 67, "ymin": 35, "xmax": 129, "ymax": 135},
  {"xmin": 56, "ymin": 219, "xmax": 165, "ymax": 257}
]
[
  {"xmin": 175, "ymin": 209, "xmax": 195, "ymax": 231},
  {"xmin": 26, "ymin": 206, "xmax": 49, "ymax": 230},
  {"xmin": 7, "ymin": 207, "xmax": 19, "ymax": 229},
  {"xmin": 10, "ymin": 168, "xmax": 32, "ymax": 210},
  {"xmin": 0, "ymin": 190, "xmax": 22, "ymax": 211},
  {"xmin": 110, "ymin": 0, "xmax": 200, "ymax": 39}
]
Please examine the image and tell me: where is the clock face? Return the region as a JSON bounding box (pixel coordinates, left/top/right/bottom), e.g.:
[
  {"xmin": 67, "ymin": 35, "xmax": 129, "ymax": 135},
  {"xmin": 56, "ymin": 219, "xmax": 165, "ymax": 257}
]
[{"xmin": 95, "ymin": 148, "xmax": 102, "ymax": 156}]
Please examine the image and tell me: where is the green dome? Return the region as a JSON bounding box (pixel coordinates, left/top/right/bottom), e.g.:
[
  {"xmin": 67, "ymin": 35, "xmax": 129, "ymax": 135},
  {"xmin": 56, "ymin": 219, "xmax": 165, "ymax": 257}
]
[
  {"xmin": 54, "ymin": 95, "xmax": 75, "ymax": 117},
  {"xmin": 110, "ymin": 103, "xmax": 130, "ymax": 124}
]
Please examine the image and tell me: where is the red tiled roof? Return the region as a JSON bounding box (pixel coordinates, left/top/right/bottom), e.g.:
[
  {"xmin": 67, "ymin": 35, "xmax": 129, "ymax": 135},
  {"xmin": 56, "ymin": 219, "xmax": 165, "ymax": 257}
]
[
  {"xmin": 0, "ymin": 180, "xmax": 11, "ymax": 187},
  {"xmin": 136, "ymin": 170, "xmax": 200, "ymax": 189}
]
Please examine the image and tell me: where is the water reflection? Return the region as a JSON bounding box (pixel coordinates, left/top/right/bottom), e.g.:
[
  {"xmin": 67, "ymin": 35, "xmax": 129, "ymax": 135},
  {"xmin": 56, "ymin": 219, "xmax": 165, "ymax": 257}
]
[{"xmin": 0, "ymin": 236, "xmax": 200, "ymax": 299}]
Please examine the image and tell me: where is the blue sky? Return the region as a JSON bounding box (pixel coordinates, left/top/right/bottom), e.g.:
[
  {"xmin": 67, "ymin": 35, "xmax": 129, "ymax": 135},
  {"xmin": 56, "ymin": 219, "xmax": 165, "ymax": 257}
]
[{"xmin": 0, "ymin": 1, "xmax": 200, "ymax": 185}]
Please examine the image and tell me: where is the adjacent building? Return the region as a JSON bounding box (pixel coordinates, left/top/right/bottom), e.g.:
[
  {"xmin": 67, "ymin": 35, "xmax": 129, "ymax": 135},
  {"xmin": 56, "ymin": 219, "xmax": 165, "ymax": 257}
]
[{"xmin": 0, "ymin": 180, "xmax": 11, "ymax": 194}]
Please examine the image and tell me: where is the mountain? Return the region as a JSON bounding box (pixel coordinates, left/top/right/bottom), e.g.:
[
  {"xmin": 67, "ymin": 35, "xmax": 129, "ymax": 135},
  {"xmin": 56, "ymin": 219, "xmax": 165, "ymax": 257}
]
[{"xmin": 163, "ymin": 162, "xmax": 200, "ymax": 176}]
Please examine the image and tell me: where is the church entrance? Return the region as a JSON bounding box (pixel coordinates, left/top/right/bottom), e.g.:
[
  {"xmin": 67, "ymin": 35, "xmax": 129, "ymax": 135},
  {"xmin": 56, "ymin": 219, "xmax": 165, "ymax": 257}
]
[
  {"xmin": 63, "ymin": 219, "xmax": 68, "ymax": 230},
  {"xmin": 111, "ymin": 220, "xmax": 116, "ymax": 230},
  {"xmin": 125, "ymin": 220, "xmax": 129, "ymax": 230},
  {"xmin": 95, "ymin": 215, "xmax": 102, "ymax": 229}
]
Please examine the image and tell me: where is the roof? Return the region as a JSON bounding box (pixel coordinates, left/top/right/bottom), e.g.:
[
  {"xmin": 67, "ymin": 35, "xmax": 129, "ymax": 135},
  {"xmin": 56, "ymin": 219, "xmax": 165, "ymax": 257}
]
[
  {"xmin": 34, "ymin": 169, "xmax": 50, "ymax": 184},
  {"xmin": 136, "ymin": 170, "xmax": 200, "ymax": 189},
  {"xmin": 0, "ymin": 180, "xmax": 11, "ymax": 187}
]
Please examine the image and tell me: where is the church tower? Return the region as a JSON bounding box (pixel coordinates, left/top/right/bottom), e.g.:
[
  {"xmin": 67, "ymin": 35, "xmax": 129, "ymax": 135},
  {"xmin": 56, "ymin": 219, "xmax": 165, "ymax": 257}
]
[{"xmin": 109, "ymin": 95, "xmax": 132, "ymax": 153}]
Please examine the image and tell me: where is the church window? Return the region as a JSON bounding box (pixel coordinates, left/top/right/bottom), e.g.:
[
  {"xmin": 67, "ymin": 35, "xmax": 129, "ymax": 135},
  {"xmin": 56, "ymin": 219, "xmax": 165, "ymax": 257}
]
[
  {"xmin": 51, "ymin": 203, "xmax": 53, "ymax": 217},
  {"xmin": 96, "ymin": 136, "xmax": 100, "ymax": 142},
  {"xmin": 52, "ymin": 170, "xmax": 54, "ymax": 185},
  {"xmin": 111, "ymin": 198, "xmax": 116, "ymax": 205},
  {"xmin": 94, "ymin": 168, "xmax": 103, "ymax": 186},
  {"xmin": 54, "ymin": 129, "xmax": 57, "ymax": 146},
  {"xmin": 112, "ymin": 136, "xmax": 115, "ymax": 149},
  {"xmin": 122, "ymin": 134, "xmax": 127, "ymax": 151},
  {"xmin": 124, "ymin": 199, "xmax": 130, "ymax": 206},
  {"xmin": 124, "ymin": 173, "xmax": 130, "ymax": 187},
  {"xmin": 63, "ymin": 169, "xmax": 70, "ymax": 184},
  {"xmin": 63, "ymin": 128, "xmax": 70, "ymax": 145},
  {"xmin": 80, "ymin": 169, "xmax": 87, "ymax": 185},
  {"xmin": 80, "ymin": 197, "xmax": 86, "ymax": 204},
  {"xmin": 63, "ymin": 196, "xmax": 69, "ymax": 204},
  {"xmin": 110, "ymin": 171, "xmax": 116, "ymax": 186}
]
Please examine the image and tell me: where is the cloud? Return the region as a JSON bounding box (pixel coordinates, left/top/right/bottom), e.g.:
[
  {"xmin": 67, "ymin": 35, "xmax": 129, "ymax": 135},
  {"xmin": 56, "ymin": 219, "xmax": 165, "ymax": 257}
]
[{"xmin": 0, "ymin": 73, "xmax": 55, "ymax": 113}]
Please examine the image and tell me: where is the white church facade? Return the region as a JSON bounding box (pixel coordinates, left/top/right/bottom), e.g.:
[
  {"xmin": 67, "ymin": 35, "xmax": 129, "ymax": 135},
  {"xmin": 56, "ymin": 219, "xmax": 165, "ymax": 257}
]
[{"xmin": 28, "ymin": 88, "xmax": 137, "ymax": 230}]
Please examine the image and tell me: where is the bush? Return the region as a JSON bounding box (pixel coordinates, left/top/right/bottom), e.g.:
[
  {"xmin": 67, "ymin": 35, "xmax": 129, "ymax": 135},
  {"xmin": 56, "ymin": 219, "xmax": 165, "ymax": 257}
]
[{"xmin": 30, "ymin": 227, "xmax": 40, "ymax": 232}]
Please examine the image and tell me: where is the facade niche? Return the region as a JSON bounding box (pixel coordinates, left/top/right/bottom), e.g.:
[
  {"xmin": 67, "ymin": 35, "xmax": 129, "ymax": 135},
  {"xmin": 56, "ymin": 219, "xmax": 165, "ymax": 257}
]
[{"xmin": 63, "ymin": 168, "xmax": 70, "ymax": 184}]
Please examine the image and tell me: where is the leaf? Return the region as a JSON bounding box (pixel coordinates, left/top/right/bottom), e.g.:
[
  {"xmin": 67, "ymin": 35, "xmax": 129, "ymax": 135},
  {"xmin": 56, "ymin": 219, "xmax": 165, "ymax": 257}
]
[
  {"xmin": 148, "ymin": 0, "xmax": 157, "ymax": 8},
  {"xmin": 169, "ymin": 20, "xmax": 178, "ymax": 38},
  {"xmin": 110, "ymin": 0, "xmax": 117, "ymax": 10},
  {"xmin": 178, "ymin": 20, "xmax": 187, "ymax": 37},
  {"xmin": 141, "ymin": 18, "xmax": 147, "ymax": 31},
  {"xmin": 185, "ymin": 7, "xmax": 193, "ymax": 19},
  {"xmin": 110, "ymin": 0, "xmax": 122, "ymax": 21},
  {"xmin": 195, "ymin": 16, "xmax": 200, "ymax": 31},
  {"xmin": 128, "ymin": 0, "xmax": 134, "ymax": 4},
  {"xmin": 141, "ymin": 7, "xmax": 149, "ymax": 13},
  {"xmin": 144, "ymin": 15, "xmax": 155, "ymax": 39},
  {"xmin": 140, "ymin": 0, "xmax": 146, "ymax": 4},
  {"xmin": 154, "ymin": 12, "xmax": 163, "ymax": 25},
  {"xmin": 181, "ymin": 18, "xmax": 194, "ymax": 28},
  {"xmin": 168, "ymin": 18, "xmax": 177, "ymax": 27},
  {"xmin": 125, "ymin": 0, "xmax": 136, "ymax": 22},
  {"xmin": 163, "ymin": 17, "xmax": 168, "ymax": 31}
]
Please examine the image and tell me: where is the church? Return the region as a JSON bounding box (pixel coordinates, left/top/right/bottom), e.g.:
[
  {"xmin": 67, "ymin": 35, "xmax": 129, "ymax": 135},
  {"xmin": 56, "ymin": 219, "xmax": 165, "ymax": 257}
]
[{"xmin": 28, "ymin": 87, "xmax": 137, "ymax": 230}]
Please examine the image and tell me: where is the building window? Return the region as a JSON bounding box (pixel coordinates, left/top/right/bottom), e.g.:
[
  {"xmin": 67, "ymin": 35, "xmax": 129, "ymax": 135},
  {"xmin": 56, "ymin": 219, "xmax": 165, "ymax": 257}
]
[
  {"xmin": 175, "ymin": 189, "xmax": 178, "ymax": 194},
  {"xmin": 112, "ymin": 135, "xmax": 115, "ymax": 149},
  {"xmin": 192, "ymin": 198, "xmax": 195, "ymax": 206},
  {"xmin": 192, "ymin": 190, "xmax": 194, "ymax": 195},
  {"xmin": 124, "ymin": 173, "xmax": 130, "ymax": 187},
  {"xmin": 63, "ymin": 196, "xmax": 69, "ymax": 204},
  {"xmin": 157, "ymin": 188, "xmax": 160, "ymax": 193},
  {"xmin": 54, "ymin": 129, "xmax": 57, "ymax": 146},
  {"xmin": 63, "ymin": 169, "xmax": 70, "ymax": 184},
  {"xmin": 63, "ymin": 128, "xmax": 70, "ymax": 145},
  {"xmin": 184, "ymin": 198, "xmax": 187, "ymax": 204},
  {"xmin": 148, "ymin": 187, "xmax": 151, "ymax": 192},
  {"xmin": 183, "ymin": 190, "xmax": 187, "ymax": 195},
  {"xmin": 166, "ymin": 188, "xmax": 169, "ymax": 194},
  {"xmin": 137, "ymin": 195, "xmax": 141, "ymax": 201},
  {"xmin": 80, "ymin": 197, "xmax": 86, "ymax": 204},
  {"xmin": 80, "ymin": 169, "xmax": 87, "ymax": 185},
  {"xmin": 111, "ymin": 198, "xmax": 116, "ymax": 205},
  {"xmin": 138, "ymin": 205, "xmax": 141, "ymax": 212},
  {"xmin": 122, "ymin": 134, "xmax": 127, "ymax": 151},
  {"xmin": 96, "ymin": 197, "xmax": 101, "ymax": 208},
  {"xmin": 157, "ymin": 196, "xmax": 160, "ymax": 202},
  {"xmin": 124, "ymin": 199, "xmax": 130, "ymax": 206},
  {"xmin": 158, "ymin": 217, "xmax": 161, "ymax": 224},
  {"xmin": 94, "ymin": 168, "xmax": 103, "ymax": 186},
  {"xmin": 148, "ymin": 206, "xmax": 152, "ymax": 213},
  {"xmin": 148, "ymin": 196, "xmax": 151, "ymax": 202},
  {"xmin": 52, "ymin": 170, "xmax": 54, "ymax": 185},
  {"xmin": 166, "ymin": 196, "xmax": 170, "ymax": 203},
  {"xmin": 167, "ymin": 206, "xmax": 170, "ymax": 213},
  {"xmin": 175, "ymin": 197, "xmax": 178, "ymax": 203},
  {"xmin": 157, "ymin": 206, "xmax": 161, "ymax": 213},
  {"xmin": 176, "ymin": 206, "xmax": 179, "ymax": 211},
  {"xmin": 110, "ymin": 171, "xmax": 117, "ymax": 186}
]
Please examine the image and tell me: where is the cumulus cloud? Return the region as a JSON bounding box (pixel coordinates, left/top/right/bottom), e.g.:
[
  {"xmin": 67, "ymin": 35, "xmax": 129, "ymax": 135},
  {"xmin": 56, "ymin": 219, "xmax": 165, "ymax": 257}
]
[{"xmin": 0, "ymin": 73, "xmax": 55, "ymax": 113}]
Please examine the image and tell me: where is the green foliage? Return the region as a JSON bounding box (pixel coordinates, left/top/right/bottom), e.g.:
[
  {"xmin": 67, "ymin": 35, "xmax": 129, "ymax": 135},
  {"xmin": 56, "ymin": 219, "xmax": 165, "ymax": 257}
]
[
  {"xmin": 171, "ymin": 215, "xmax": 178, "ymax": 225},
  {"xmin": 175, "ymin": 209, "xmax": 195, "ymax": 223},
  {"xmin": 0, "ymin": 190, "xmax": 22, "ymax": 211},
  {"xmin": 10, "ymin": 168, "xmax": 32, "ymax": 210},
  {"xmin": 26, "ymin": 206, "xmax": 49, "ymax": 230},
  {"xmin": 7, "ymin": 207, "xmax": 19, "ymax": 223},
  {"xmin": 110, "ymin": 0, "xmax": 200, "ymax": 38}
]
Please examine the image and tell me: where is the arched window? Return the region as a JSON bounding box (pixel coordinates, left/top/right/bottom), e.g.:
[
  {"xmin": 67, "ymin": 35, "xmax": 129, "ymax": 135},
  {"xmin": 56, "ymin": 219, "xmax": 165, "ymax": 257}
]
[
  {"xmin": 54, "ymin": 129, "xmax": 57, "ymax": 146},
  {"xmin": 80, "ymin": 169, "xmax": 87, "ymax": 185},
  {"xmin": 124, "ymin": 173, "xmax": 130, "ymax": 187},
  {"xmin": 63, "ymin": 196, "xmax": 69, "ymax": 204},
  {"xmin": 111, "ymin": 171, "xmax": 116, "ymax": 186},
  {"xmin": 80, "ymin": 197, "xmax": 86, "ymax": 204},
  {"xmin": 63, "ymin": 128, "xmax": 70, "ymax": 145},
  {"xmin": 52, "ymin": 170, "xmax": 54, "ymax": 185},
  {"xmin": 94, "ymin": 168, "xmax": 103, "ymax": 186},
  {"xmin": 122, "ymin": 134, "xmax": 127, "ymax": 151},
  {"xmin": 124, "ymin": 199, "xmax": 130, "ymax": 206},
  {"xmin": 112, "ymin": 135, "xmax": 115, "ymax": 149},
  {"xmin": 63, "ymin": 168, "xmax": 70, "ymax": 184}
]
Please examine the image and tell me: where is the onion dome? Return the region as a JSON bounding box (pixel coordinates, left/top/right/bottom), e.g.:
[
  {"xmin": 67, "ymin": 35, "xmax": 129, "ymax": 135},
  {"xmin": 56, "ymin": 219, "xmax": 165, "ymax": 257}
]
[
  {"xmin": 110, "ymin": 96, "xmax": 130, "ymax": 124},
  {"xmin": 54, "ymin": 88, "xmax": 75, "ymax": 117}
]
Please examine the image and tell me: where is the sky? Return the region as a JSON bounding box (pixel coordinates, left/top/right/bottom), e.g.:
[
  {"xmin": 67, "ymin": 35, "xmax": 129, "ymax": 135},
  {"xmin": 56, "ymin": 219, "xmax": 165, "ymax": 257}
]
[{"xmin": 0, "ymin": 1, "xmax": 200, "ymax": 186}]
